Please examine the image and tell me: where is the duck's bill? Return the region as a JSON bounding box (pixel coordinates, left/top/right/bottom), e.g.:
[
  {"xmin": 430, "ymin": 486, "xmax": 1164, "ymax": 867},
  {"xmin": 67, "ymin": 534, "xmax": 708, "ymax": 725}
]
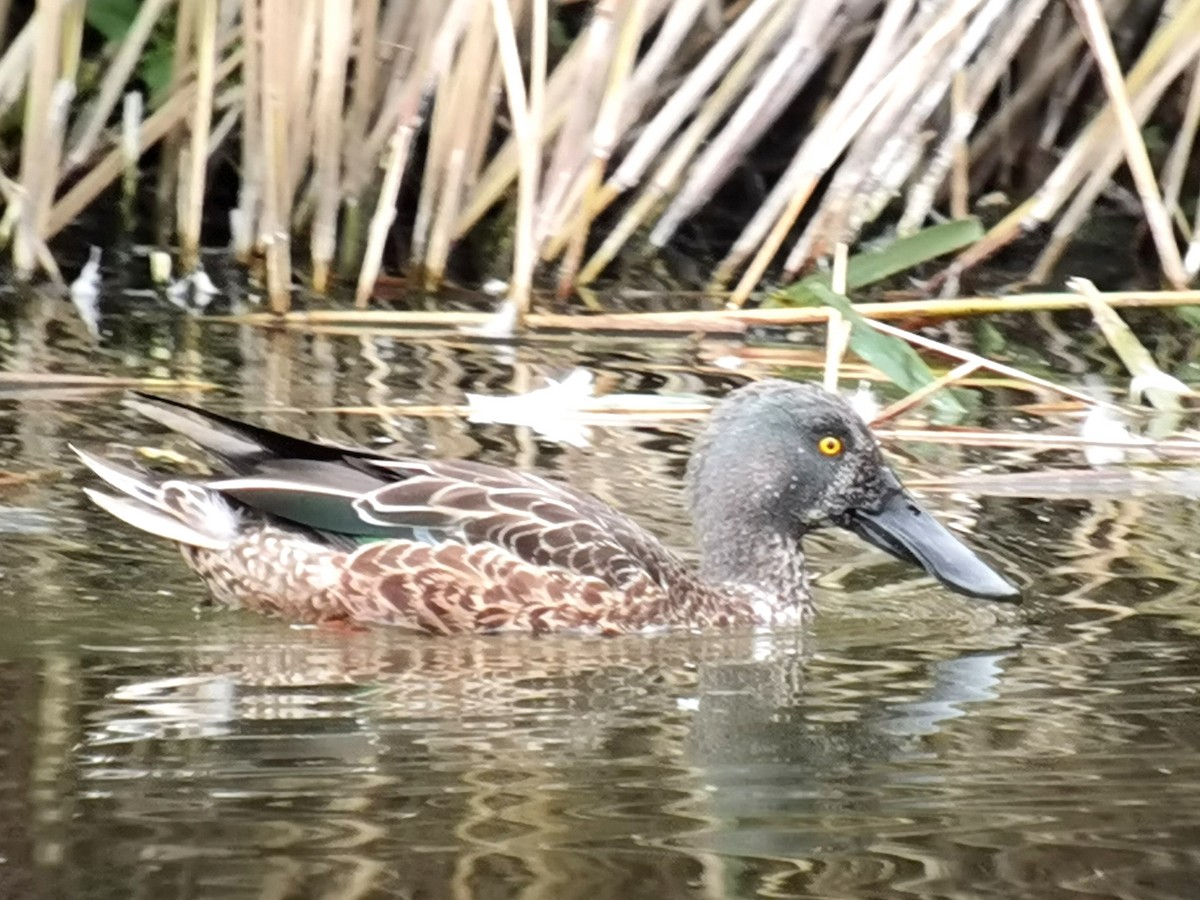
[{"xmin": 844, "ymin": 489, "xmax": 1020, "ymax": 602}]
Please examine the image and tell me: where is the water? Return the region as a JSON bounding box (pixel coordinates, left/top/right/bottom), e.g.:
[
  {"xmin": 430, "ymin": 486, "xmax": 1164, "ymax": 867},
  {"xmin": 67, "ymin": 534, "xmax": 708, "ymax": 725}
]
[{"xmin": 1, "ymin": 292, "xmax": 1199, "ymax": 898}]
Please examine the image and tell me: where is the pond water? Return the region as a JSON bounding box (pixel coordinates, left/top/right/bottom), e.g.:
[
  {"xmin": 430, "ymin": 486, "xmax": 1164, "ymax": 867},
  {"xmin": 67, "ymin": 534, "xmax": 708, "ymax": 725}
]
[{"xmin": 1, "ymin": 291, "xmax": 1199, "ymax": 899}]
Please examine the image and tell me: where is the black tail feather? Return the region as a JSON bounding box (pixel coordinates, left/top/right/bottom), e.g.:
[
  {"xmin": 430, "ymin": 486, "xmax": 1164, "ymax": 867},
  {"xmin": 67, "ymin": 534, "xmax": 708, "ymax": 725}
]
[{"xmin": 126, "ymin": 392, "xmax": 386, "ymax": 476}]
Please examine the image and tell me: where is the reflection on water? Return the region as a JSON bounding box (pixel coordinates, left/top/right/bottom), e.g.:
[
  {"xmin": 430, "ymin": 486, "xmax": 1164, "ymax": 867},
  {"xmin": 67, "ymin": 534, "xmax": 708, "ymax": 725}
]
[{"xmin": 1, "ymin": 296, "xmax": 1200, "ymax": 897}]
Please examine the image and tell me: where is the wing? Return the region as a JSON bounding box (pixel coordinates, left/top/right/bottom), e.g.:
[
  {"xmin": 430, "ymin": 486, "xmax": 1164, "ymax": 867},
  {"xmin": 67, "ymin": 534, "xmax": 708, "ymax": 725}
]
[{"xmin": 351, "ymin": 458, "xmax": 686, "ymax": 594}]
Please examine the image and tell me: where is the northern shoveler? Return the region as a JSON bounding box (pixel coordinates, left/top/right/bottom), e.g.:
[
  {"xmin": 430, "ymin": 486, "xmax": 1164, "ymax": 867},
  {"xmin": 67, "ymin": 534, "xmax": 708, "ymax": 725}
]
[{"xmin": 74, "ymin": 380, "xmax": 1018, "ymax": 634}]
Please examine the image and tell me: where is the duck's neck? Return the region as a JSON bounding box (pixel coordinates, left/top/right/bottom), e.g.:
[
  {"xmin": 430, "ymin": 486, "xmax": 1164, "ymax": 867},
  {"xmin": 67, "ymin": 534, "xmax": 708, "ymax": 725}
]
[{"xmin": 693, "ymin": 523, "xmax": 811, "ymax": 624}]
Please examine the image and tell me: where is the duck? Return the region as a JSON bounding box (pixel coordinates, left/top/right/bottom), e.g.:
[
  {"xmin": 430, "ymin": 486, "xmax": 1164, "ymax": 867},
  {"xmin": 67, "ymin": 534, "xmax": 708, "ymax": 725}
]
[{"xmin": 73, "ymin": 380, "xmax": 1019, "ymax": 635}]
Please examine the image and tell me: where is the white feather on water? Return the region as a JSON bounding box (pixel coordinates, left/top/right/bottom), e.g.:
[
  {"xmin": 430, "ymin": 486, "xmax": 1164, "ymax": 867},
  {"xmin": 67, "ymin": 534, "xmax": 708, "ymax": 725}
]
[{"xmin": 464, "ymin": 368, "xmax": 714, "ymax": 447}]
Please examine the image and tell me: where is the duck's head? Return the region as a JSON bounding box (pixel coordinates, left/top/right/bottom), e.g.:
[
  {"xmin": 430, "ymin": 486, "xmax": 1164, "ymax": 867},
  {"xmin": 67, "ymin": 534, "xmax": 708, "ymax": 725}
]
[{"xmin": 687, "ymin": 380, "xmax": 1019, "ymax": 603}]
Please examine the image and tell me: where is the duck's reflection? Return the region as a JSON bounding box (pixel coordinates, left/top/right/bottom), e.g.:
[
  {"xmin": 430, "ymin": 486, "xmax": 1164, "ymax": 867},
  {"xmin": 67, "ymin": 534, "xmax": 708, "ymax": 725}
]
[{"xmin": 69, "ymin": 626, "xmax": 1019, "ymax": 900}]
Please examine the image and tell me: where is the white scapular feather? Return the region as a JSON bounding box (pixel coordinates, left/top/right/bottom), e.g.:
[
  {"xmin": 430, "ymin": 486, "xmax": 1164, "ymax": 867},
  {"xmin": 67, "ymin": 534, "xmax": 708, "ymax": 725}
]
[
  {"xmin": 82, "ymin": 489, "xmax": 232, "ymax": 551},
  {"xmin": 70, "ymin": 445, "xmax": 160, "ymax": 505},
  {"xmin": 74, "ymin": 443, "xmax": 244, "ymax": 549}
]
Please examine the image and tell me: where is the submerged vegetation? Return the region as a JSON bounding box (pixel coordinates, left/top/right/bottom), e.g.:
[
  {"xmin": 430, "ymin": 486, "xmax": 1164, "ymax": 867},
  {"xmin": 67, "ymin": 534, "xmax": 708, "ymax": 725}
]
[{"xmin": 0, "ymin": 0, "xmax": 1196, "ymax": 328}]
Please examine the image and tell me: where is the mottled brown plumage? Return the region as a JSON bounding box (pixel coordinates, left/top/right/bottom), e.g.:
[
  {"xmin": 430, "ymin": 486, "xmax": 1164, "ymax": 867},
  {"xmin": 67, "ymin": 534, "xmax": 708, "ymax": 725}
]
[{"xmin": 75, "ymin": 382, "xmax": 1018, "ymax": 635}]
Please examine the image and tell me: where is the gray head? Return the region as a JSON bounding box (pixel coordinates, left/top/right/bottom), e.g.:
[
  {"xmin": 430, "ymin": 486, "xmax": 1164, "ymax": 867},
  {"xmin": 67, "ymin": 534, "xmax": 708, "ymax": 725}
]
[{"xmin": 687, "ymin": 380, "xmax": 1018, "ymax": 603}]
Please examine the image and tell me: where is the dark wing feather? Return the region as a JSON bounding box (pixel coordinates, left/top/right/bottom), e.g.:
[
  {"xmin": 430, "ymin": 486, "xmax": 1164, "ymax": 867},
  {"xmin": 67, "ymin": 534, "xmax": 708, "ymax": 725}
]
[
  {"xmin": 128, "ymin": 394, "xmax": 684, "ymax": 592},
  {"xmin": 127, "ymin": 392, "xmax": 388, "ymax": 471},
  {"xmin": 129, "ymin": 392, "xmax": 398, "ymax": 531},
  {"xmin": 356, "ymin": 458, "xmax": 684, "ymax": 593}
]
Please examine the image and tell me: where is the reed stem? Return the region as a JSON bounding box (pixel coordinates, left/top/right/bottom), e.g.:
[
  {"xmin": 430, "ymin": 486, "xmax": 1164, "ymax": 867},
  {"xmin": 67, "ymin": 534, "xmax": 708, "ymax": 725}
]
[
  {"xmin": 311, "ymin": 0, "xmax": 350, "ymax": 294},
  {"xmin": 180, "ymin": 0, "xmax": 219, "ymax": 271}
]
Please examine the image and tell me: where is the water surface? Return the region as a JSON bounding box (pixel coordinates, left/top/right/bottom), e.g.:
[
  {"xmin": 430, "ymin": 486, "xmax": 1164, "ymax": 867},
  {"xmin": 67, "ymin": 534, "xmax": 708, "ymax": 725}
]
[{"xmin": 0, "ymin": 295, "xmax": 1198, "ymax": 899}]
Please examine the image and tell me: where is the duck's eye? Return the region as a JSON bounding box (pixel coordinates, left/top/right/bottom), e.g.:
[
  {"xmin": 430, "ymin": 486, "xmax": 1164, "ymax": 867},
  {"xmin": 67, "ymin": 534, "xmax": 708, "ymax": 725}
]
[{"xmin": 818, "ymin": 435, "xmax": 844, "ymax": 457}]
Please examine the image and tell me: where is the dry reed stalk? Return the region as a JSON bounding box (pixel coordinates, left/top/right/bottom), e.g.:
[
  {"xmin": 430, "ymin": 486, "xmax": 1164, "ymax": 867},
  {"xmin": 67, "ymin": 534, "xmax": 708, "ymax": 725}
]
[
  {"xmin": 207, "ymin": 89, "xmax": 241, "ymax": 157},
  {"xmin": 285, "ymin": 0, "xmax": 318, "ymax": 204},
  {"xmin": 1025, "ymin": 20, "xmax": 1200, "ymax": 282},
  {"xmin": 652, "ymin": 0, "xmax": 840, "ymax": 248},
  {"xmin": 536, "ymin": 0, "xmax": 755, "ymax": 264},
  {"xmin": 583, "ymin": 0, "xmax": 690, "ymax": 170},
  {"xmin": 7, "ymin": 0, "xmax": 1198, "ymax": 308},
  {"xmin": 219, "ymin": 0, "xmax": 239, "ymax": 32},
  {"xmin": 0, "ymin": 19, "xmax": 33, "ymax": 117},
  {"xmin": 460, "ymin": 50, "xmax": 502, "ymax": 211},
  {"xmin": 346, "ymin": 12, "xmax": 417, "ymax": 273},
  {"xmin": 718, "ymin": 0, "xmax": 941, "ymax": 304},
  {"xmin": 221, "ymin": 288, "xmax": 1200, "ymax": 335},
  {"xmin": 459, "ymin": 1, "xmax": 679, "ymax": 252},
  {"xmin": 518, "ymin": 0, "xmax": 546, "ymax": 305},
  {"xmin": 711, "ymin": 0, "xmax": 916, "ymax": 293},
  {"xmin": 606, "ymin": 0, "xmax": 783, "ymax": 202},
  {"xmin": 549, "ymin": 3, "xmax": 696, "ymax": 258},
  {"xmin": 356, "ymin": 4, "xmax": 428, "ymax": 162},
  {"xmin": 180, "ymin": 0, "xmax": 220, "ymax": 271},
  {"xmin": 1188, "ymin": 193, "xmax": 1200, "ymax": 277},
  {"xmin": 557, "ymin": 0, "xmax": 648, "ymax": 300},
  {"xmin": 13, "ymin": 0, "xmax": 63, "ymax": 278},
  {"xmin": 568, "ymin": 0, "xmax": 696, "ymax": 201},
  {"xmin": 868, "ymin": 318, "xmax": 1108, "ymax": 407},
  {"xmin": 1068, "ymin": 0, "xmax": 1187, "ymax": 287},
  {"xmin": 355, "ymin": 0, "xmax": 473, "ymax": 307},
  {"xmin": 967, "ymin": 31, "xmax": 1082, "ymax": 176},
  {"xmin": 949, "ymin": 72, "xmax": 969, "ymax": 220},
  {"xmin": 47, "ymin": 50, "xmax": 242, "ymax": 238},
  {"xmin": 156, "ymin": 0, "xmax": 198, "ymax": 239},
  {"xmin": 26, "ymin": 0, "xmax": 84, "ymax": 281},
  {"xmin": 310, "ymin": 0, "xmax": 351, "ymax": 293},
  {"xmin": 66, "ymin": 0, "xmax": 171, "ymax": 170},
  {"xmin": 120, "ymin": 91, "xmax": 143, "ymax": 223},
  {"xmin": 1035, "ymin": 2, "xmax": 1110, "ymax": 148},
  {"xmin": 790, "ymin": 0, "xmax": 1009, "ymax": 273},
  {"xmin": 59, "ymin": 0, "xmax": 83, "ymax": 85},
  {"xmin": 343, "ymin": 0, "xmax": 380, "ymax": 151},
  {"xmin": 821, "ymin": 307, "xmax": 847, "ymax": 393},
  {"xmin": 576, "ymin": 0, "xmax": 788, "ymax": 285},
  {"xmin": 1161, "ymin": 59, "xmax": 1200, "ymax": 231},
  {"xmin": 1023, "ymin": 6, "xmax": 1200, "ymax": 228},
  {"xmin": 233, "ymin": 0, "xmax": 261, "ymax": 262},
  {"xmin": 821, "ymin": 244, "xmax": 852, "ymax": 392},
  {"xmin": 925, "ymin": 1, "xmax": 1198, "ymax": 286},
  {"xmin": 337, "ymin": 3, "xmax": 419, "ymax": 274},
  {"xmin": 30, "ymin": 9, "xmax": 81, "ymax": 274},
  {"xmin": 331, "ymin": 0, "xmax": 382, "ymax": 275},
  {"xmin": 352, "ymin": 117, "xmax": 416, "ymax": 306},
  {"xmin": 489, "ymin": 0, "xmax": 540, "ymax": 313},
  {"xmin": 535, "ymin": 0, "xmax": 615, "ymax": 250},
  {"xmin": 454, "ymin": 19, "xmax": 594, "ymax": 239},
  {"xmin": 898, "ymin": 0, "xmax": 1050, "ymax": 234},
  {"xmin": 408, "ymin": 46, "xmax": 453, "ymax": 272},
  {"xmin": 260, "ymin": 0, "xmax": 297, "ymax": 311},
  {"xmin": 872, "ymin": 360, "xmax": 981, "ymax": 424},
  {"xmin": 417, "ymin": 0, "xmax": 501, "ymax": 289}
]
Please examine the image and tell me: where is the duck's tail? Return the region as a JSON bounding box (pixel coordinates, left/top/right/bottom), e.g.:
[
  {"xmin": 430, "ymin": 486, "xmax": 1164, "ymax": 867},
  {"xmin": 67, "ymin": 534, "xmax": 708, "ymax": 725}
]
[
  {"xmin": 72, "ymin": 446, "xmax": 242, "ymax": 551},
  {"xmin": 123, "ymin": 392, "xmax": 371, "ymax": 473}
]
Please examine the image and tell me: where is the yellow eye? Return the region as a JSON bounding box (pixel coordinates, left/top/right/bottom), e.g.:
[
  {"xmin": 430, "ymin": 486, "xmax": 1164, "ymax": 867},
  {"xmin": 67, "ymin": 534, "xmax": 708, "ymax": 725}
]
[{"xmin": 818, "ymin": 435, "xmax": 843, "ymax": 457}]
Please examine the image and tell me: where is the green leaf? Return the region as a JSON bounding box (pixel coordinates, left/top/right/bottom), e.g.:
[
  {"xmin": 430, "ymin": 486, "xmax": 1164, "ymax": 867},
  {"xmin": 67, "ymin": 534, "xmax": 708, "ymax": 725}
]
[
  {"xmin": 141, "ymin": 39, "xmax": 175, "ymax": 100},
  {"xmin": 770, "ymin": 218, "xmax": 985, "ymax": 308},
  {"xmin": 1175, "ymin": 306, "xmax": 1200, "ymax": 329},
  {"xmin": 841, "ymin": 218, "xmax": 984, "ymax": 289},
  {"xmin": 85, "ymin": 0, "xmax": 141, "ymax": 43},
  {"xmin": 973, "ymin": 318, "xmax": 1007, "ymax": 357},
  {"xmin": 86, "ymin": 0, "xmax": 176, "ymax": 100},
  {"xmin": 806, "ymin": 282, "xmax": 967, "ymax": 416}
]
